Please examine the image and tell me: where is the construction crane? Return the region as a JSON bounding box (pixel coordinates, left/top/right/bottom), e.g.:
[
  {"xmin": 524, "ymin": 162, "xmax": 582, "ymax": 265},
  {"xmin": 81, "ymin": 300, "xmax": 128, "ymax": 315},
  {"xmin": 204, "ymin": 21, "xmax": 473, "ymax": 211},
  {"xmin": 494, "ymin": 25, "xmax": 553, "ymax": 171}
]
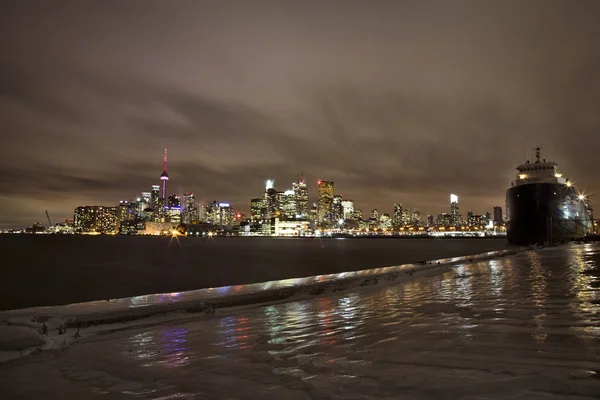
[{"xmin": 45, "ymin": 210, "xmax": 52, "ymax": 227}]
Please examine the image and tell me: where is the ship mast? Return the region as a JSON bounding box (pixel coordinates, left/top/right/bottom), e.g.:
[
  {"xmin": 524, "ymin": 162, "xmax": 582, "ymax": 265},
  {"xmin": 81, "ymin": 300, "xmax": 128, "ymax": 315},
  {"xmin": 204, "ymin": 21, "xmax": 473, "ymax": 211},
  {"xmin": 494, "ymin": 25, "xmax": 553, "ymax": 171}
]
[{"xmin": 534, "ymin": 146, "xmax": 541, "ymax": 164}]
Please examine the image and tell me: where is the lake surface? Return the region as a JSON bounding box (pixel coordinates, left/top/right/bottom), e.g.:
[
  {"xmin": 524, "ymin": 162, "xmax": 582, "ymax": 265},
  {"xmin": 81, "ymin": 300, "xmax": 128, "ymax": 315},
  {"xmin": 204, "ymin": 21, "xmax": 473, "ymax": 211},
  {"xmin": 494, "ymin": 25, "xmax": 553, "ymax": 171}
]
[{"xmin": 0, "ymin": 236, "xmax": 514, "ymax": 310}]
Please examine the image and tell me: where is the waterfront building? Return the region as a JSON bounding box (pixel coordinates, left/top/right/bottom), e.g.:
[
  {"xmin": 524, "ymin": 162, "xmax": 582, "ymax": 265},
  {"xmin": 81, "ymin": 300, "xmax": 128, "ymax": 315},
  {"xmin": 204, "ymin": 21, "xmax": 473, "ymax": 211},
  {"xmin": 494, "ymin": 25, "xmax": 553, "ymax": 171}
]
[
  {"xmin": 293, "ymin": 174, "xmax": 309, "ymax": 218},
  {"xmin": 412, "ymin": 210, "xmax": 422, "ymax": 226},
  {"xmin": 218, "ymin": 203, "xmax": 234, "ymax": 227},
  {"xmin": 74, "ymin": 206, "xmax": 118, "ymax": 233},
  {"xmin": 182, "ymin": 192, "xmax": 199, "ymax": 224},
  {"xmin": 206, "ymin": 200, "xmax": 219, "ymax": 225},
  {"xmin": 317, "ymin": 180, "xmax": 334, "ymax": 225},
  {"xmin": 250, "ymin": 198, "xmax": 264, "ymax": 221},
  {"xmin": 401, "ymin": 209, "xmax": 411, "ymax": 226},
  {"xmin": 264, "ymin": 180, "xmax": 279, "ymax": 219},
  {"xmin": 468, "ymin": 214, "xmax": 482, "ymax": 227},
  {"xmin": 272, "ymin": 217, "xmax": 311, "ymax": 236},
  {"xmin": 332, "ymin": 195, "xmax": 343, "ymax": 223},
  {"xmin": 427, "ymin": 214, "xmax": 434, "ymax": 226},
  {"xmin": 117, "ymin": 200, "xmax": 136, "ymax": 223},
  {"xmin": 151, "ymin": 185, "xmax": 160, "ymax": 210},
  {"xmin": 393, "ymin": 204, "xmax": 403, "ymax": 227},
  {"xmin": 379, "ymin": 213, "xmax": 392, "ymax": 230},
  {"xmin": 342, "ymin": 200, "xmax": 354, "ymax": 220},
  {"xmin": 450, "ymin": 194, "xmax": 459, "ymax": 226},
  {"xmin": 278, "ymin": 190, "xmax": 297, "ymax": 219}
]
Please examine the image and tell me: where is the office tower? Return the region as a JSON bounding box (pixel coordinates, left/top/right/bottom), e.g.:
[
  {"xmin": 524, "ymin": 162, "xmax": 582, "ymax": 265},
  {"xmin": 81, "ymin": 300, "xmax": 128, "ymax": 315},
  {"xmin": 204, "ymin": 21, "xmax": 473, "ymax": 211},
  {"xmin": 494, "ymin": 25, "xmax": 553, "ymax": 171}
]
[
  {"xmin": 493, "ymin": 206, "xmax": 503, "ymax": 224},
  {"xmin": 168, "ymin": 194, "xmax": 181, "ymax": 208},
  {"xmin": 160, "ymin": 148, "xmax": 169, "ymax": 200},
  {"xmin": 293, "ymin": 174, "xmax": 309, "ymax": 218},
  {"xmin": 412, "ymin": 210, "xmax": 421, "ymax": 226},
  {"xmin": 73, "ymin": 206, "xmax": 117, "ymax": 233},
  {"xmin": 138, "ymin": 192, "xmax": 151, "ymax": 215},
  {"xmin": 206, "ymin": 200, "xmax": 219, "ymax": 225},
  {"xmin": 264, "ymin": 180, "xmax": 278, "ymax": 219},
  {"xmin": 279, "ymin": 190, "xmax": 297, "ymax": 219},
  {"xmin": 218, "ymin": 203, "xmax": 234, "ymax": 227},
  {"xmin": 117, "ymin": 200, "xmax": 136, "ymax": 223},
  {"xmin": 371, "ymin": 209, "xmax": 379, "ymax": 221},
  {"xmin": 182, "ymin": 192, "xmax": 199, "ymax": 224},
  {"xmin": 450, "ymin": 194, "xmax": 459, "ymax": 226},
  {"xmin": 485, "ymin": 211, "xmax": 492, "ymax": 224},
  {"xmin": 250, "ymin": 198, "xmax": 264, "ymax": 221},
  {"xmin": 341, "ymin": 200, "xmax": 354, "ymax": 220},
  {"xmin": 332, "ymin": 195, "xmax": 343, "ymax": 222},
  {"xmin": 401, "ymin": 208, "xmax": 411, "ymax": 226},
  {"xmin": 427, "ymin": 214, "xmax": 434, "ymax": 226},
  {"xmin": 151, "ymin": 185, "xmax": 160, "ymax": 209},
  {"xmin": 468, "ymin": 214, "xmax": 482, "ymax": 227},
  {"xmin": 393, "ymin": 204, "xmax": 403, "ymax": 227},
  {"xmin": 317, "ymin": 180, "xmax": 334, "ymax": 224},
  {"xmin": 379, "ymin": 213, "xmax": 392, "ymax": 230}
]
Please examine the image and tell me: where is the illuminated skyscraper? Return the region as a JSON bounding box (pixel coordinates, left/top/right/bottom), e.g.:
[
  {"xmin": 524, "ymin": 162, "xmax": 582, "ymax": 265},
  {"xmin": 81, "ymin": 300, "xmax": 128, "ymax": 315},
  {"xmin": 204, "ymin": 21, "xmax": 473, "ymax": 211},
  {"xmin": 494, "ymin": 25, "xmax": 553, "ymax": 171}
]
[
  {"xmin": 450, "ymin": 194, "xmax": 459, "ymax": 226},
  {"xmin": 332, "ymin": 195, "xmax": 343, "ymax": 222},
  {"xmin": 182, "ymin": 192, "xmax": 199, "ymax": 224},
  {"xmin": 341, "ymin": 200, "xmax": 354, "ymax": 219},
  {"xmin": 412, "ymin": 210, "xmax": 421, "ymax": 226},
  {"xmin": 371, "ymin": 209, "xmax": 379, "ymax": 221},
  {"xmin": 160, "ymin": 148, "xmax": 169, "ymax": 200},
  {"xmin": 293, "ymin": 174, "xmax": 308, "ymax": 218},
  {"xmin": 250, "ymin": 198, "xmax": 264, "ymax": 221},
  {"xmin": 317, "ymin": 180, "xmax": 334, "ymax": 224},
  {"xmin": 73, "ymin": 206, "xmax": 117, "ymax": 233},
  {"xmin": 218, "ymin": 203, "xmax": 234, "ymax": 227},
  {"xmin": 393, "ymin": 204, "xmax": 403, "ymax": 227},
  {"xmin": 168, "ymin": 194, "xmax": 181, "ymax": 208},
  {"xmin": 151, "ymin": 185, "xmax": 160, "ymax": 210},
  {"xmin": 279, "ymin": 190, "xmax": 297, "ymax": 219},
  {"xmin": 263, "ymin": 180, "xmax": 278, "ymax": 219},
  {"xmin": 427, "ymin": 214, "xmax": 434, "ymax": 226},
  {"xmin": 118, "ymin": 200, "xmax": 136, "ymax": 223},
  {"xmin": 401, "ymin": 209, "xmax": 411, "ymax": 226}
]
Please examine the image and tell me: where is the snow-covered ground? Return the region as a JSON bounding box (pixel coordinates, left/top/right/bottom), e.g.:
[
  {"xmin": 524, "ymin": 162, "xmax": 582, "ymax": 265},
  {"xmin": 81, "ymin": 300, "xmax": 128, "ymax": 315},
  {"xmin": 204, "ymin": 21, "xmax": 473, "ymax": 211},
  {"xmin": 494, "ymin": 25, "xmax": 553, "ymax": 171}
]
[{"xmin": 1, "ymin": 244, "xmax": 599, "ymax": 399}]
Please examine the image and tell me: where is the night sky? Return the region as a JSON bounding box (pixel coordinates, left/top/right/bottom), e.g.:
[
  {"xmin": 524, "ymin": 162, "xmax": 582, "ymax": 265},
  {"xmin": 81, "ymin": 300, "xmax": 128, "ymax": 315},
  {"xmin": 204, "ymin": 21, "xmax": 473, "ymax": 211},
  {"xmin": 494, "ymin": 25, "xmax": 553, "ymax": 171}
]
[{"xmin": 2, "ymin": 1, "xmax": 599, "ymax": 228}]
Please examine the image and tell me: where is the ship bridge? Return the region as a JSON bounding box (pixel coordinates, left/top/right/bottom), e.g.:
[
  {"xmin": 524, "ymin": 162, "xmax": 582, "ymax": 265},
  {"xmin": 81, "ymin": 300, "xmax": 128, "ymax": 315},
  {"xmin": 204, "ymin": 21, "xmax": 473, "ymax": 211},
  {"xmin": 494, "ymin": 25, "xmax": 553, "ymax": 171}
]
[{"xmin": 511, "ymin": 147, "xmax": 568, "ymax": 187}]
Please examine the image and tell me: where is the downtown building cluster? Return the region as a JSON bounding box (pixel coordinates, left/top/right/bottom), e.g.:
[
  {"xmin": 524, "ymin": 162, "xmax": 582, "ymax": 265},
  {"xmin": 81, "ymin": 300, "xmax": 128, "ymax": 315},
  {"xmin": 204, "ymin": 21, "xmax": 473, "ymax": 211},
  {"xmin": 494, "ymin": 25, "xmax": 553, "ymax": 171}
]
[{"xmin": 15, "ymin": 150, "xmax": 506, "ymax": 236}]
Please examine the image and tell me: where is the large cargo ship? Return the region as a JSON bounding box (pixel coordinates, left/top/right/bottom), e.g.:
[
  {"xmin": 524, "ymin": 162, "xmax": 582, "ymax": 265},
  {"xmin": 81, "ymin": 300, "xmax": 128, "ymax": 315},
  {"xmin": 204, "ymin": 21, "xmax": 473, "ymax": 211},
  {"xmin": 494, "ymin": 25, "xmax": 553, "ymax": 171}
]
[{"xmin": 506, "ymin": 147, "xmax": 592, "ymax": 245}]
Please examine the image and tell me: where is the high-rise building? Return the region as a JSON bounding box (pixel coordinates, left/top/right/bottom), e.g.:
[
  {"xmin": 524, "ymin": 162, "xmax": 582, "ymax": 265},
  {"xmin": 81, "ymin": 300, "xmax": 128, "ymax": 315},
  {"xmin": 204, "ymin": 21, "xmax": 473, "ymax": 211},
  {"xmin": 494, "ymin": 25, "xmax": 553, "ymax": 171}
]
[
  {"xmin": 379, "ymin": 213, "xmax": 392, "ymax": 230},
  {"xmin": 218, "ymin": 203, "xmax": 234, "ymax": 227},
  {"xmin": 74, "ymin": 206, "xmax": 118, "ymax": 233},
  {"xmin": 401, "ymin": 209, "xmax": 411, "ymax": 226},
  {"xmin": 117, "ymin": 200, "xmax": 136, "ymax": 223},
  {"xmin": 293, "ymin": 174, "xmax": 308, "ymax": 218},
  {"xmin": 341, "ymin": 200, "xmax": 354, "ymax": 220},
  {"xmin": 279, "ymin": 190, "xmax": 297, "ymax": 219},
  {"xmin": 168, "ymin": 194, "xmax": 181, "ymax": 208},
  {"xmin": 427, "ymin": 214, "xmax": 434, "ymax": 226},
  {"xmin": 151, "ymin": 185, "xmax": 160, "ymax": 210},
  {"xmin": 206, "ymin": 200, "xmax": 219, "ymax": 225},
  {"xmin": 371, "ymin": 209, "xmax": 379, "ymax": 221},
  {"xmin": 317, "ymin": 180, "xmax": 334, "ymax": 224},
  {"xmin": 263, "ymin": 180, "xmax": 278, "ymax": 219},
  {"xmin": 450, "ymin": 194, "xmax": 459, "ymax": 226},
  {"xmin": 160, "ymin": 148, "xmax": 169, "ymax": 200},
  {"xmin": 332, "ymin": 195, "xmax": 343, "ymax": 223},
  {"xmin": 393, "ymin": 204, "xmax": 403, "ymax": 227},
  {"xmin": 468, "ymin": 214, "xmax": 482, "ymax": 227},
  {"xmin": 250, "ymin": 198, "xmax": 264, "ymax": 221},
  {"xmin": 493, "ymin": 206, "xmax": 503, "ymax": 224},
  {"xmin": 138, "ymin": 192, "xmax": 151, "ymax": 215},
  {"xmin": 485, "ymin": 211, "xmax": 492, "ymax": 224},
  {"xmin": 182, "ymin": 192, "xmax": 199, "ymax": 224},
  {"xmin": 411, "ymin": 210, "xmax": 421, "ymax": 226}
]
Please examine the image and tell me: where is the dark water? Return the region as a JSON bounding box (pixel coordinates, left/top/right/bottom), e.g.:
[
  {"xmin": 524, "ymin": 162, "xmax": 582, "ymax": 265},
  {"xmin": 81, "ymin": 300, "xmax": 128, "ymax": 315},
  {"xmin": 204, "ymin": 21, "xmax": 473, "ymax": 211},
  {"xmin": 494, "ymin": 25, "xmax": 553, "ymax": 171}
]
[{"xmin": 0, "ymin": 235, "xmax": 514, "ymax": 310}]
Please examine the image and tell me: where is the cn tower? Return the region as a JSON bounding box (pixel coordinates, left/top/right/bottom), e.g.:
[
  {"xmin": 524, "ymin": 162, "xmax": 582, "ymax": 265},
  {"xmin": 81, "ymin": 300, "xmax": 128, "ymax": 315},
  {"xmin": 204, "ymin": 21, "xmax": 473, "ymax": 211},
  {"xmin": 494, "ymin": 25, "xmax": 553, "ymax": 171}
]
[{"xmin": 160, "ymin": 148, "xmax": 169, "ymax": 199}]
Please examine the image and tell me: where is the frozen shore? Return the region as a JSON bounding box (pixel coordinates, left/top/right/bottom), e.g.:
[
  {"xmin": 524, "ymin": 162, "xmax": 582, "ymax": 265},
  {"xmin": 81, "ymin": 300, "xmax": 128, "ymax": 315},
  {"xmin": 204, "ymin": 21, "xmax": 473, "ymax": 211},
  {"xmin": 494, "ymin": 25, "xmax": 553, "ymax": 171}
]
[{"xmin": 0, "ymin": 243, "xmax": 598, "ymax": 399}]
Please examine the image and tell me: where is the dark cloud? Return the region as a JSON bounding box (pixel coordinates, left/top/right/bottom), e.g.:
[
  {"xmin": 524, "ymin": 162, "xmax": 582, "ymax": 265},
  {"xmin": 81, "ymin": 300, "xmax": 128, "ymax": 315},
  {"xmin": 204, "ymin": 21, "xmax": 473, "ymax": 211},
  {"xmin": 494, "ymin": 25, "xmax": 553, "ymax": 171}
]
[{"xmin": 1, "ymin": 0, "xmax": 600, "ymax": 227}]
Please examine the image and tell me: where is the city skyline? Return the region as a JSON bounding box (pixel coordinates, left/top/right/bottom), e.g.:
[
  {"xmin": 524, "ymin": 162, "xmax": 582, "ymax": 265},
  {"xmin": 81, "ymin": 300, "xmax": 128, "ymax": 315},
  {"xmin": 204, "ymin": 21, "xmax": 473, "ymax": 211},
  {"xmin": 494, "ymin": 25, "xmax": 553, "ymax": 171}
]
[{"xmin": 2, "ymin": 1, "xmax": 599, "ymax": 228}]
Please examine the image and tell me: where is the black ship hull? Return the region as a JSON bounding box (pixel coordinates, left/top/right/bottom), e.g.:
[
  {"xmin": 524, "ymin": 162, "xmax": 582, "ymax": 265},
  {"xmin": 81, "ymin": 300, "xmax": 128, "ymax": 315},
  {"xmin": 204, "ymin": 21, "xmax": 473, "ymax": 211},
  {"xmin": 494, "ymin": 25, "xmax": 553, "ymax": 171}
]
[{"xmin": 506, "ymin": 183, "xmax": 591, "ymax": 245}]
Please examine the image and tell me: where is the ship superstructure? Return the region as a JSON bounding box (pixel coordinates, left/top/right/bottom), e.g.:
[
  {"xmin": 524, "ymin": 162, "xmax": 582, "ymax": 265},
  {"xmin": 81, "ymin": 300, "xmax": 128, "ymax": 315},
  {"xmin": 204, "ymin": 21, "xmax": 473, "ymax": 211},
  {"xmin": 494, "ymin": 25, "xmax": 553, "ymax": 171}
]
[{"xmin": 506, "ymin": 147, "xmax": 591, "ymax": 244}]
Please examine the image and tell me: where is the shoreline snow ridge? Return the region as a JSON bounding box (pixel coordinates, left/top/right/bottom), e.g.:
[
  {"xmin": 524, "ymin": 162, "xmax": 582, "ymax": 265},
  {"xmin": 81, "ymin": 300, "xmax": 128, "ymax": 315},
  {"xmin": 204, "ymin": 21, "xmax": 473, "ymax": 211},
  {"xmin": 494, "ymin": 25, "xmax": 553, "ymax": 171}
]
[{"xmin": 0, "ymin": 246, "xmax": 533, "ymax": 364}]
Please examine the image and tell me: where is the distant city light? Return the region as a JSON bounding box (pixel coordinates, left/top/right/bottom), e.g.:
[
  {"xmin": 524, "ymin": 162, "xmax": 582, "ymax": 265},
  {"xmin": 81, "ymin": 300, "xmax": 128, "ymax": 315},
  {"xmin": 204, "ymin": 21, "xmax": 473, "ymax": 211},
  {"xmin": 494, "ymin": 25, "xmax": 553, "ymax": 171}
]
[
  {"xmin": 450, "ymin": 194, "xmax": 458, "ymax": 203},
  {"xmin": 265, "ymin": 179, "xmax": 274, "ymax": 190},
  {"xmin": 578, "ymin": 194, "xmax": 586, "ymax": 201},
  {"xmin": 519, "ymin": 174, "xmax": 527, "ymax": 179},
  {"xmin": 566, "ymin": 181, "xmax": 572, "ymax": 187}
]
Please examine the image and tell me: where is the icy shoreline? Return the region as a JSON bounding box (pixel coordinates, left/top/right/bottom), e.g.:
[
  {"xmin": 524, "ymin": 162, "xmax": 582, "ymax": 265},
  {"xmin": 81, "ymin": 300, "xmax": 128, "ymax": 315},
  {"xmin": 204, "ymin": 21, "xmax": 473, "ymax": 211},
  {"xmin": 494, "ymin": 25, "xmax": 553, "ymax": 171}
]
[{"xmin": 0, "ymin": 246, "xmax": 531, "ymax": 364}]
